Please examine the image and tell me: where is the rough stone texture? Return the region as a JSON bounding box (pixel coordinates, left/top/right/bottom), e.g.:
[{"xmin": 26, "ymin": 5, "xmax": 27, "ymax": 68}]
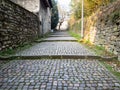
[
  {"xmin": 0, "ymin": 59, "xmax": 120, "ymax": 90},
  {"xmin": 15, "ymin": 42, "xmax": 95, "ymax": 56},
  {"xmin": 84, "ymin": 0, "xmax": 120, "ymax": 60},
  {"xmin": 0, "ymin": 0, "xmax": 39, "ymax": 51}
]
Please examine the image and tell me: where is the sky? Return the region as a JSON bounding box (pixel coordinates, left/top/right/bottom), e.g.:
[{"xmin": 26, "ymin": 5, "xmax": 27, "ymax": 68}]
[{"xmin": 57, "ymin": 0, "xmax": 71, "ymax": 12}]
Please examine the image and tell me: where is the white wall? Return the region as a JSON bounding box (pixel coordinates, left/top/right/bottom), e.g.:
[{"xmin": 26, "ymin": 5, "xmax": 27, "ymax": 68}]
[{"xmin": 10, "ymin": 0, "xmax": 39, "ymax": 13}]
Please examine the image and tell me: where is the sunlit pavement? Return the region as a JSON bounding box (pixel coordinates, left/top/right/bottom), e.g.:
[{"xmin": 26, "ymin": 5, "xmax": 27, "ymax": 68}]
[
  {"xmin": 15, "ymin": 42, "xmax": 95, "ymax": 56},
  {"xmin": 0, "ymin": 31, "xmax": 120, "ymax": 90}
]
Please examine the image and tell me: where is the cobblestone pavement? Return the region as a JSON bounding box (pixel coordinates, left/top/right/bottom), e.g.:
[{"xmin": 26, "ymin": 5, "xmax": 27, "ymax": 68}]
[
  {"xmin": 49, "ymin": 35, "xmax": 70, "ymax": 37},
  {"xmin": 15, "ymin": 42, "xmax": 95, "ymax": 56},
  {"xmin": 43, "ymin": 37, "xmax": 77, "ymax": 41},
  {"xmin": 51, "ymin": 31, "xmax": 70, "ymax": 36},
  {"xmin": 1, "ymin": 31, "xmax": 120, "ymax": 90},
  {"xmin": 0, "ymin": 60, "xmax": 9, "ymax": 68},
  {"xmin": 0, "ymin": 59, "xmax": 120, "ymax": 90}
]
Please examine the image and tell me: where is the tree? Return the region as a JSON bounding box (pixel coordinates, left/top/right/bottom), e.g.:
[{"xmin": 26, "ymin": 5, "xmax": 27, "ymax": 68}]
[
  {"xmin": 57, "ymin": 4, "xmax": 67, "ymax": 30},
  {"xmin": 70, "ymin": 0, "xmax": 114, "ymax": 19},
  {"xmin": 51, "ymin": 0, "xmax": 59, "ymax": 29},
  {"xmin": 71, "ymin": 0, "xmax": 81, "ymax": 19}
]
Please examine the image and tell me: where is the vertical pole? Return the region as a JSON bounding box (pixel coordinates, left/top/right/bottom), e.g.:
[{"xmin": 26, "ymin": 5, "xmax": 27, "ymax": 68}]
[{"xmin": 81, "ymin": 0, "xmax": 84, "ymax": 38}]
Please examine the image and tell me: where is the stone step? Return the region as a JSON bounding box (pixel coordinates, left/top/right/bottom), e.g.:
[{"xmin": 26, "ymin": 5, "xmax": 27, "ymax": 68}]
[
  {"xmin": 35, "ymin": 37, "xmax": 78, "ymax": 42},
  {"xmin": 36, "ymin": 40, "xmax": 78, "ymax": 42},
  {"xmin": 49, "ymin": 35, "xmax": 70, "ymax": 37},
  {"xmin": 0, "ymin": 55, "xmax": 117, "ymax": 60},
  {"xmin": 13, "ymin": 55, "xmax": 100, "ymax": 59},
  {"xmin": 15, "ymin": 42, "xmax": 95, "ymax": 56},
  {"xmin": 43, "ymin": 37, "xmax": 77, "ymax": 41},
  {"xmin": 40, "ymin": 37, "xmax": 77, "ymax": 42}
]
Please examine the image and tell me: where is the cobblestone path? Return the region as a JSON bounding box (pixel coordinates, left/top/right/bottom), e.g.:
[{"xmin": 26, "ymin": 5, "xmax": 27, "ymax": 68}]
[
  {"xmin": 15, "ymin": 42, "xmax": 95, "ymax": 56},
  {"xmin": 43, "ymin": 37, "xmax": 77, "ymax": 41},
  {"xmin": 15, "ymin": 31, "xmax": 95, "ymax": 56},
  {"xmin": 0, "ymin": 31, "xmax": 120, "ymax": 90}
]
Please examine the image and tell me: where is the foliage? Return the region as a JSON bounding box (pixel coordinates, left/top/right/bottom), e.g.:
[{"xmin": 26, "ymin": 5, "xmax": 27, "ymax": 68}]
[
  {"xmin": 81, "ymin": 40, "xmax": 115, "ymax": 57},
  {"xmin": 110, "ymin": 10, "xmax": 120, "ymax": 24},
  {"xmin": 69, "ymin": 16, "xmax": 81, "ymax": 35},
  {"xmin": 69, "ymin": 20, "xmax": 81, "ymax": 33},
  {"xmin": 51, "ymin": 0, "xmax": 59, "ymax": 29},
  {"xmin": 70, "ymin": 0, "xmax": 117, "ymax": 19},
  {"xmin": 70, "ymin": 31, "xmax": 114, "ymax": 56}
]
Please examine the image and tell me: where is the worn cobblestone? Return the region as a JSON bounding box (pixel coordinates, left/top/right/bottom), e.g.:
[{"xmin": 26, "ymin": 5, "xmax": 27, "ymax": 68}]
[
  {"xmin": 43, "ymin": 37, "xmax": 77, "ymax": 41},
  {"xmin": 15, "ymin": 42, "xmax": 95, "ymax": 56},
  {"xmin": 0, "ymin": 59, "xmax": 120, "ymax": 90},
  {"xmin": 51, "ymin": 31, "xmax": 70, "ymax": 36},
  {"xmin": 1, "ymin": 31, "xmax": 120, "ymax": 90}
]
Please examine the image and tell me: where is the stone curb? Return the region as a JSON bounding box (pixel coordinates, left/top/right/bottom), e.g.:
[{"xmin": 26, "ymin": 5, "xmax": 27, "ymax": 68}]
[
  {"xmin": 0, "ymin": 56, "xmax": 16, "ymax": 60},
  {"xmin": 49, "ymin": 35, "xmax": 70, "ymax": 37},
  {"xmin": 14, "ymin": 55, "xmax": 101, "ymax": 59},
  {"xmin": 34, "ymin": 39, "xmax": 78, "ymax": 43},
  {"xmin": 101, "ymin": 56, "xmax": 118, "ymax": 61},
  {"xmin": 0, "ymin": 55, "xmax": 118, "ymax": 60}
]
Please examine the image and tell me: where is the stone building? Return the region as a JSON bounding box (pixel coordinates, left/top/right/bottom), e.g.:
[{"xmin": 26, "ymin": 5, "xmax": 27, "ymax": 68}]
[
  {"xmin": 39, "ymin": 0, "xmax": 52, "ymax": 35},
  {"xmin": 10, "ymin": 0, "xmax": 52, "ymax": 36}
]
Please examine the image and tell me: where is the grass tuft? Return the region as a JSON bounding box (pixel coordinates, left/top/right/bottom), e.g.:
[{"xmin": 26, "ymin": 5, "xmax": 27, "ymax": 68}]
[
  {"xmin": 100, "ymin": 61, "xmax": 120, "ymax": 80},
  {"xmin": 69, "ymin": 31, "xmax": 81, "ymax": 40},
  {"xmin": 0, "ymin": 43, "xmax": 35, "ymax": 56}
]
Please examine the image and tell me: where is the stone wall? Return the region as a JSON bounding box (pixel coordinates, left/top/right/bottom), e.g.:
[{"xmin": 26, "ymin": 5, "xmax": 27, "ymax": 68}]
[
  {"xmin": 0, "ymin": 0, "xmax": 39, "ymax": 51},
  {"xmin": 84, "ymin": 0, "xmax": 120, "ymax": 59}
]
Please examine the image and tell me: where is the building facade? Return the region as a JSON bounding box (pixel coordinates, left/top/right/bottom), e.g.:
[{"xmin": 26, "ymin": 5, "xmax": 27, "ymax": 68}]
[
  {"xmin": 10, "ymin": 0, "xmax": 52, "ymax": 36},
  {"xmin": 39, "ymin": 0, "xmax": 52, "ymax": 36}
]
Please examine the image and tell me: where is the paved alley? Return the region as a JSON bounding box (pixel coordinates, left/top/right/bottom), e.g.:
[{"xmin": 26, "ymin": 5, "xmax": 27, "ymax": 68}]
[{"xmin": 0, "ymin": 31, "xmax": 120, "ymax": 90}]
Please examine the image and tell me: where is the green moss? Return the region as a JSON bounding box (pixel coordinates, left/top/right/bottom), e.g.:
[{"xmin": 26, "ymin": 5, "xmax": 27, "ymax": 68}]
[
  {"xmin": 109, "ymin": 10, "xmax": 120, "ymax": 24},
  {"xmin": 42, "ymin": 32, "xmax": 50, "ymax": 38},
  {"xmin": 100, "ymin": 61, "xmax": 120, "ymax": 80},
  {"xmin": 0, "ymin": 48, "xmax": 15, "ymax": 56},
  {"xmin": 0, "ymin": 43, "xmax": 35, "ymax": 56},
  {"xmin": 69, "ymin": 31, "xmax": 114, "ymax": 56},
  {"xmin": 0, "ymin": 32, "xmax": 50, "ymax": 57},
  {"xmin": 110, "ymin": 0, "xmax": 117, "ymax": 3},
  {"xmin": 84, "ymin": 43, "xmax": 114, "ymax": 56},
  {"xmin": 95, "ymin": 45, "xmax": 105, "ymax": 50},
  {"xmin": 69, "ymin": 31, "xmax": 81, "ymax": 40}
]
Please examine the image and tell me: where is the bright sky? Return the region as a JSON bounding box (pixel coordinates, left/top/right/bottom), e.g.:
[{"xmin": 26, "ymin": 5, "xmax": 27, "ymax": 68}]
[{"xmin": 57, "ymin": 0, "xmax": 71, "ymax": 12}]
